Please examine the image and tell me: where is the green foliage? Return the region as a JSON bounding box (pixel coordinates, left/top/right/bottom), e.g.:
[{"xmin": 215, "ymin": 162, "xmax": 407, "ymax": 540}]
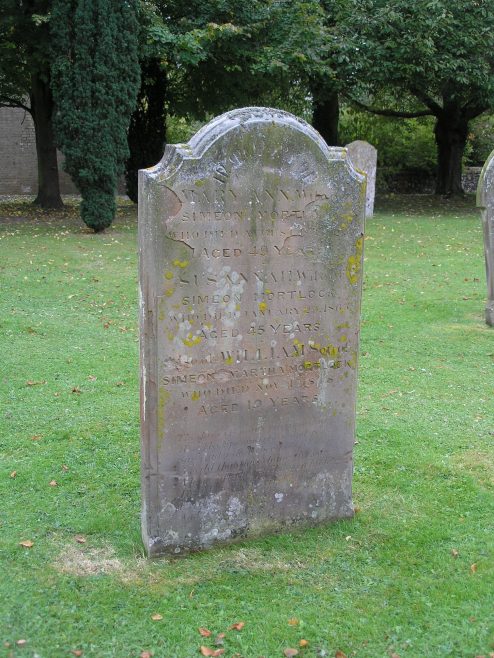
[
  {"xmin": 336, "ymin": 0, "xmax": 494, "ymax": 193},
  {"xmin": 467, "ymin": 113, "xmax": 494, "ymax": 167},
  {"xmin": 51, "ymin": 0, "xmax": 140, "ymax": 231},
  {"xmin": 0, "ymin": 0, "xmax": 51, "ymax": 108},
  {"xmin": 340, "ymin": 106, "xmax": 437, "ymax": 172},
  {"xmin": 145, "ymin": 0, "xmax": 328, "ymax": 119}
]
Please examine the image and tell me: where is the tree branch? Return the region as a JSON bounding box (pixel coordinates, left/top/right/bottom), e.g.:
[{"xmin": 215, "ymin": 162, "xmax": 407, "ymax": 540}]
[
  {"xmin": 0, "ymin": 96, "xmax": 32, "ymax": 114},
  {"xmin": 347, "ymin": 96, "xmax": 433, "ymax": 118},
  {"xmin": 410, "ymin": 87, "xmax": 443, "ymax": 115}
]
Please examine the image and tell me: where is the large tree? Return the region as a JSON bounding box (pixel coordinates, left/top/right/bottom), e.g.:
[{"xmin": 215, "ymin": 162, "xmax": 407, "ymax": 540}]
[
  {"xmin": 0, "ymin": 1, "xmax": 63, "ymax": 208},
  {"xmin": 336, "ymin": 0, "xmax": 494, "ymax": 195},
  {"xmin": 123, "ymin": 0, "xmax": 329, "ymax": 198},
  {"xmin": 51, "ymin": 0, "xmax": 141, "ymax": 231}
]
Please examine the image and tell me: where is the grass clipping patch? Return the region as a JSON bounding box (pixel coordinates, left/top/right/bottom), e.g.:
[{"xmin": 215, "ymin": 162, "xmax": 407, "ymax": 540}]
[{"xmin": 54, "ymin": 544, "xmax": 144, "ymax": 581}]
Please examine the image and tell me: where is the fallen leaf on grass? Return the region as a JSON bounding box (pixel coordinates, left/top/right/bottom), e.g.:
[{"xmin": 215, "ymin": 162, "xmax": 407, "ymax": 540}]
[
  {"xmin": 335, "ymin": 652, "xmax": 347, "ymax": 658},
  {"xmin": 198, "ymin": 628, "xmax": 212, "ymax": 637},
  {"xmin": 19, "ymin": 540, "xmax": 34, "ymax": 548},
  {"xmin": 470, "ymin": 563, "xmax": 477, "ymax": 573},
  {"xmin": 287, "ymin": 618, "xmax": 299, "ymax": 626},
  {"xmin": 283, "ymin": 649, "xmax": 298, "ymax": 657},
  {"xmin": 140, "ymin": 652, "xmax": 153, "ymax": 658},
  {"xmin": 62, "ymin": 464, "xmax": 69, "ymax": 472},
  {"xmin": 31, "ymin": 435, "xmax": 42, "ymax": 441},
  {"xmin": 74, "ymin": 535, "xmax": 86, "ymax": 544},
  {"xmin": 215, "ymin": 633, "xmax": 225, "ymax": 645},
  {"xmin": 49, "ymin": 480, "xmax": 58, "ymax": 487},
  {"xmin": 88, "ymin": 375, "xmax": 97, "ymax": 381},
  {"xmin": 26, "ymin": 380, "xmax": 46, "ymax": 386},
  {"xmin": 10, "ymin": 471, "xmax": 17, "ymax": 478},
  {"xmin": 72, "ymin": 387, "xmax": 81, "ymax": 394},
  {"xmin": 16, "ymin": 639, "xmax": 27, "ymax": 646},
  {"xmin": 229, "ymin": 622, "xmax": 245, "ymax": 631},
  {"xmin": 70, "ymin": 651, "xmax": 83, "ymax": 656},
  {"xmin": 151, "ymin": 613, "xmax": 162, "ymax": 621},
  {"xmin": 299, "ymin": 640, "xmax": 309, "ymax": 648},
  {"xmin": 200, "ymin": 647, "xmax": 224, "ymax": 656},
  {"xmin": 390, "ymin": 653, "xmax": 400, "ymax": 658},
  {"xmin": 451, "ymin": 549, "xmax": 459, "ymax": 558}
]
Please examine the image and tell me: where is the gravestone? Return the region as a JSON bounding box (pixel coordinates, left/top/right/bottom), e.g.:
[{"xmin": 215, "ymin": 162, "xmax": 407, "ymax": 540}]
[
  {"xmin": 477, "ymin": 150, "xmax": 494, "ymax": 326},
  {"xmin": 346, "ymin": 141, "xmax": 377, "ymax": 217},
  {"xmin": 139, "ymin": 107, "xmax": 366, "ymax": 556}
]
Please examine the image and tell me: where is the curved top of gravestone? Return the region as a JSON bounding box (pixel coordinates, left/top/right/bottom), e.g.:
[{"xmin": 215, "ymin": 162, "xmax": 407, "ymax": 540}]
[
  {"xmin": 477, "ymin": 149, "xmax": 494, "ymax": 208},
  {"xmin": 148, "ymin": 107, "xmax": 364, "ymax": 188},
  {"xmin": 187, "ymin": 107, "xmax": 339, "ymax": 158}
]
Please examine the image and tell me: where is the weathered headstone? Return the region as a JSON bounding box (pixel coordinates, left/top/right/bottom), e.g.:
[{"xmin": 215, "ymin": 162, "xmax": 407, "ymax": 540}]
[
  {"xmin": 477, "ymin": 150, "xmax": 494, "ymax": 326},
  {"xmin": 139, "ymin": 107, "xmax": 366, "ymax": 556},
  {"xmin": 346, "ymin": 141, "xmax": 377, "ymax": 217}
]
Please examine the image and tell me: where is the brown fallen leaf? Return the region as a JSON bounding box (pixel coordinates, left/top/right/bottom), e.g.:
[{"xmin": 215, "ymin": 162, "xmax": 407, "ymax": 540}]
[
  {"xmin": 88, "ymin": 375, "xmax": 97, "ymax": 381},
  {"xmin": 10, "ymin": 471, "xmax": 17, "ymax": 478},
  {"xmin": 70, "ymin": 651, "xmax": 83, "ymax": 657},
  {"xmin": 200, "ymin": 647, "xmax": 224, "ymax": 657},
  {"xmin": 19, "ymin": 540, "xmax": 34, "ymax": 548},
  {"xmin": 49, "ymin": 480, "xmax": 58, "ymax": 487},
  {"xmin": 287, "ymin": 618, "xmax": 299, "ymax": 626},
  {"xmin": 74, "ymin": 535, "xmax": 86, "ymax": 544},
  {"xmin": 229, "ymin": 622, "xmax": 245, "ymax": 631},
  {"xmin": 151, "ymin": 613, "xmax": 162, "ymax": 621},
  {"xmin": 31, "ymin": 435, "xmax": 42, "ymax": 441},
  {"xmin": 26, "ymin": 380, "xmax": 46, "ymax": 386},
  {"xmin": 470, "ymin": 563, "xmax": 478, "ymax": 573},
  {"xmin": 16, "ymin": 639, "xmax": 27, "ymax": 646},
  {"xmin": 335, "ymin": 652, "xmax": 347, "ymax": 658},
  {"xmin": 198, "ymin": 628, "xmax": 212, "ymax": 637},
  {"xmin": 140, "ymin": 652, "xmax": 153, "ymax": 658},
  {"xmin": 283, "ymin": 649, "xmax": 298, "ymax": 657},
  {"xmin": 72, "ymin": 387, "xmax": 81, "ymax": 394},
  {"xmin": 62, "ymin": 464, "xmax": 69, "ymax": 472},
  {"xmin": 116, "ymin": 381, "xmax": 124, "ymax": 387},
  {"xmin": 299, "ymin": 640, "xmax": 309, "ymax": 648},
  {"xmin": 451, "ymin": 549, "xmax": 459, "ymax": 558}
]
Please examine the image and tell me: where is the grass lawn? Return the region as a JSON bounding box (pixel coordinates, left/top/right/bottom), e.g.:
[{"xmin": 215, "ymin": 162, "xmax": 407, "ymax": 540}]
[{"xmin": 0, "ymin": 195, "xmax": 492, "ymax": 658}]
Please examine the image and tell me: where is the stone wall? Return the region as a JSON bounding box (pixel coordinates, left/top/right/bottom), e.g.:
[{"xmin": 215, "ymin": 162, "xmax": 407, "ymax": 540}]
[
  {"xmin": 377, "ymin": 167, "xmax": 482, "ymax": 195},
  {"xmin": 0, "ymin": 106, "xmax": 78, "ymax": 195},
  {"xmin": 0, "ymin": 106, "xmax": 126, "ymax": 196}
]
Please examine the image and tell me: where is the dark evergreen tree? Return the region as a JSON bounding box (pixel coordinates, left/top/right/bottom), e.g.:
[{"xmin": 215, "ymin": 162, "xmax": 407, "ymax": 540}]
[
  {"xmin": 51, "ymin": 0, "xmax": 140, "ymax": 231},
  {"xmin": 125, "ymin": 59, "xmax": 167, "ymax": 203}
]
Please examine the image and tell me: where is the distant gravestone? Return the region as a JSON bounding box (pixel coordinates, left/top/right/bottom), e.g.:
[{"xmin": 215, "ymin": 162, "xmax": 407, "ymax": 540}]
[
  {"xmin": 139, "ymin": 107, "xmax": 366, "ymax": 556},
  {"xmin": 346, "ymin": 141, "xmax": 377, "ymax": 217},
  {"xmin": 477, "ymin": 151, "xmax": 494, "ymax": 326}
]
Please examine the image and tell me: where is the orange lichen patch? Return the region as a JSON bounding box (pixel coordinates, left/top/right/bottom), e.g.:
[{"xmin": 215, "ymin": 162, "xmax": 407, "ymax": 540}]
[
  {"xmin": 183, "ymin": 333, "xmax": 202, "ymax": 347},
  {"xmin": 172, "ymin": 259, "xmax": 189, "ymax": 268},
  {"xmin": 346, "ymin": 236, "xmax": 364, "ymax": 285}
]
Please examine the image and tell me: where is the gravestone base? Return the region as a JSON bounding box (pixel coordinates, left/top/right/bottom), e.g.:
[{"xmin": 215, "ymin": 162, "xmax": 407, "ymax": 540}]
[
  {"xmin": 486, "ymin": 302, "xmax": 494, "ymax": 327},
  {"xmin": 143, "ymin": 464, "xmax": 354, "ymax": 556},
  {"xmin": 139, "ymin": 107, "xmax": 365, "ymax": 557}
]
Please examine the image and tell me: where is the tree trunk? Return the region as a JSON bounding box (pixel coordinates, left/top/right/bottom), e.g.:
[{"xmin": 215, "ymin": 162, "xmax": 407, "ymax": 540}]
[
  {"xmin": 434, "ymin": 111, "xmax": 468, "ymax": 196},
  {"xmin": 312, "ymin": 89, "xmax": 339, "ymax": 146},
  {"xmin": 30, "ymin": 73, "xmax": 63, "ymax": 209},
  {"xmin": 125, "ymin": 59, "xmax": 167, "ymax": 203}
]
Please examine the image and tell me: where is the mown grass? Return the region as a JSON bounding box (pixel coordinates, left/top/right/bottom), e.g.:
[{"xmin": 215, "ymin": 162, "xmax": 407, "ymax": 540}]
[{"xmin": 0, "ymin": 195, "xmax": 492, "ymax": 658}]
